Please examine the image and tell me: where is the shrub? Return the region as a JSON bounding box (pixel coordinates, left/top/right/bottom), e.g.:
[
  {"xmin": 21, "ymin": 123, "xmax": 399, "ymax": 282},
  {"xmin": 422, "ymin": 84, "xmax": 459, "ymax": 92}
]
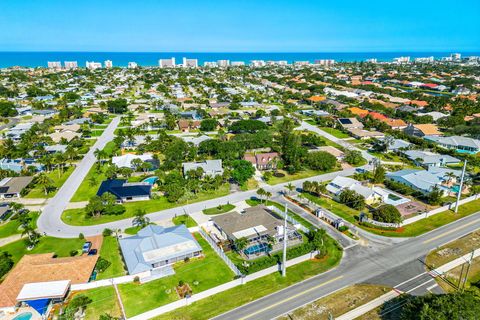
[
  {"xmin": 95, "ymin": 257, "xmax": 111, "ymax": 273},
  {"xmin": 373, "ymin": 205, "xmax": 402, "ymax": 224},
  {"xmin": 78, "ymin": 233, "xmax": 85, "ymax": 240},
  {"xmin": 0, "ymin": 251, "xmax": 14, "ymax": 278},
  {"xmin": 184, "ymin": 257, "xmax": 190, "ymax": 263},
  {"xmin": 338, "ymin": 226, "xmax": 349, "ymax": 232},
  {"xmin": 102, "ymin": 228, "xmax": 113, "ymax": 237},
  {"xmin": 133, "ymin": 276, "xmax": 140, "ymax": 283},
  {"xmin": 69, "ymin": 250, "xmax": 78, "ymax": 257}
]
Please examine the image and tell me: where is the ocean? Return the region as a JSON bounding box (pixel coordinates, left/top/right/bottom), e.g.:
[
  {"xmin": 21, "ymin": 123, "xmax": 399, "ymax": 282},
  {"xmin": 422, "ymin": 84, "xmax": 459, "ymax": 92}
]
[{"xmin": 0, "ymin": 52, "xmax": 478, "ymax": 68}]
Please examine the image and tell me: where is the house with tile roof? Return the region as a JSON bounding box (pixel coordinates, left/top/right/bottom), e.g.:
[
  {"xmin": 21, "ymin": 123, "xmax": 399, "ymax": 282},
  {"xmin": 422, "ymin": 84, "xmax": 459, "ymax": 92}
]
[{"xmin": 403, "ymin": 123, "xmax": 443, "ymax": 137}]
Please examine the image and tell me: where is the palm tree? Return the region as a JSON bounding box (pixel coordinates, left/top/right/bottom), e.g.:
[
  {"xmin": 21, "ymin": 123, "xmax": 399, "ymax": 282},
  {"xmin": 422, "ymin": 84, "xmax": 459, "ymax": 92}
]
[
  {"xmin": 132, "ymin": 209, "xmax": 150, "ymax": 228},
  {"xmin": 445, "ymin": 172, "xmax": 456, "ymax": 186},
  {"xmin": 285, "ymin": 183, "xmax": 295, "ymax": 195},
  {"xmin": 234, "ymin": 237, "xmax": 248, "ymax": 252},
  {"xmin": 36, "ymin": 172, "xmax": 54, "ymax": 195},
  {"xmin": 265, "ymin": 191, "xmax": 272, "ymax": 204}
]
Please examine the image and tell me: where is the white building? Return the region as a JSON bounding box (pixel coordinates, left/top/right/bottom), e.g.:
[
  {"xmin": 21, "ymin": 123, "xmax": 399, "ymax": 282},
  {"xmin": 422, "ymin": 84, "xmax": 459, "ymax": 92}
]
[
  {"xmin": 47, "ymin": 61, "xmax": 62, "ymax": 69},
  {"xmin": 159, "ymin": 57, "xmax": 176, "ymax": 68},
  {"xmin": 414, "ymin": 56, "xmax": 434, "ymax": 63},
  {"xmin": 64, "ymin": 61, "xmax": 78, "ymax": 69},
  {"xmin": 217, "ymin": 60, "xmax": 230, "ymax": 67},
  {"xmin": 231, "ymin": 61, "xmax": 245, "ymax": 66},
  {"xmin": 204, "ymin": 61, "xmax": 218, "ymax": 67},
  {"xmin": 366, "ymin": 58, "xmax": 377, "ymax": 63},
  {"xmin": 393, "ymin": 56, "xmax": 410, "ymax": 64},
  {"xmin": 86, "ymin": 61, "xmax": 102, "ymax": 70},
  {"xmin": 314, "ymin": 59, "xmax": 335, "ymax": 66},
  {"xmin": 451, "ymin": 53, "xmax": 461, "ymax": 61},
  {"xmin": 128, "ymin": 62, "xmax": 138, "ymax": 69},
  {"xmin": 104, "ymin": 60, "xmax": 113, "ymax": 68},
  {"xmin": 294, "ymin": 61, "xmax": 310, "ymax": 66},
  {"xmin": 251, "ymin": 60, "xmax": 266, "ymax": 67},
  {"xmin": 182, "ymin": 57, "xmax": 198, "ymax": 68}
]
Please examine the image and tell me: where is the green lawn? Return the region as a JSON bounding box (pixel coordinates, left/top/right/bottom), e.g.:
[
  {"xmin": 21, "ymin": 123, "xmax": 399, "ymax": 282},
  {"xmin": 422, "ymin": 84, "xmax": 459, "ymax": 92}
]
[
  {"xmin": 82, "ymin": 286, "xmax": 122, "ymax": 320},
  {"xmin": 124, "ymin": 226, "xmax": 142, "ymax": 235},
  {"xmin": 267, "ymin": 168, "xmax": 337, "ymax": 185},
  {"xmin": 96, "ymin": 236, "xmax": 126, "ymax": 280},
  {"xmin": 25, "ymin": 167, "xmax": 75, "ymax": 199},
  {"xmin": 172, "ymin": 215, "xmax": 198, "ymax": 227},
  {"xmin": 302, "ymin": 193, "xmax": 359, "ymax": 224},
  {"xmin": 202, "ymin": 204, "xmax": 235, "ymax": 215},
  {"xmin": 0, "ymin": 212, "xmax": 39, "ymax": 239},
  {"xmin": 0, "ymin": 236, "xmax": 85, "ymax": 265},
  {"xmin": 64, "ymin": 184, "xmax": 230, "ymax": 226},
  {"xmin": 71, "ymin": 165, "xmax": 107, "ymax": 202},
  {"xmin": 319, "ymin": 127, "xmax": 351, "ymax": 139},
  {"xmin": 102, "ymin": 141, "xmax": 120, "ymax": 157},
  {"xmin": 119, "ymin": 234, "xmax": 235, "ymax": 318},
  {"xmin": 152, "ymin": 238, "xmax": 342, "ymax": 320}
]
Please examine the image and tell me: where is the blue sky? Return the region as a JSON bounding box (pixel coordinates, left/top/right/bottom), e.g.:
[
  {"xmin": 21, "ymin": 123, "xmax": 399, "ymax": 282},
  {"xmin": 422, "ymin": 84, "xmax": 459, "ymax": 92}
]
[{"xmin": 0, "ymin": 0, "xmax": 479, "ymax": 52}]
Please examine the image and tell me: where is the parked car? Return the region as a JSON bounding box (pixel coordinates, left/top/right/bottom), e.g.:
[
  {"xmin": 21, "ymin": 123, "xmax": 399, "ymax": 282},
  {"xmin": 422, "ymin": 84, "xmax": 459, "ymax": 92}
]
[
  {"xmin": 82, "ymin": 241, "xmax": 92, "ymax": 253},
  {"xmin": 88, "ymin": 249, "xmax": 98, "ymax": 256}
]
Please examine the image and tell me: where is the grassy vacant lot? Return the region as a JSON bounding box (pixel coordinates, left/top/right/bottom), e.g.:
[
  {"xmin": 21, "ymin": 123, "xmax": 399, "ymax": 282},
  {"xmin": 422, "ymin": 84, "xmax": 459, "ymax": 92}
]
[
  {"xmin": 304, "ymin": 193, "xmax": 480, "ymax": 238},
  {"xmin": 25, "ymin": 167, "xmax": 75, "ymax": 198},
  {"xmin": 426, "ymin": 230, "xmax": 480, "ymax": 268},
  {"xmin": 152, "ymin": 242, "xmax": 343, "ymax": 320},
  {"xmin": 277, "ymin": 284, "xmax": 390, "ymax": 320},
  {"xmin": 202, "ymin": 203, "xmax": 235, "ymax": 215},
  {"xmin": 96, "ymin": 236, "xmax": 126, "ymax": 280},
  {"xmin": 172, "ymin": 214, "xmax": 198, "ymax": 227},
  {"xmin": 63, "ymin": 184, "xmax": 230, "ymax": 226},
  {"xmin": 0, "ymin": 212, "xmax": 39, "ymax": 239},
  {"xmin": 319, "ymin": 127, "xmax": 351, "ymax": 139},
  {"xmin": 240, "ymin": 178, "xmax": 259, "ymax": 191},
  {"xmin": 119, "ymin": 234, "xmax": 234, "ymax": 318},
  {"xmin": 0, "ymin": 236, "xmax": 85, "ymax": 265},
  {"xmin": 81, "ymin": 286, "xmax": 122, "ymax": 320},
  {"xmin": 267, "ymin": 168, "xmax": 335, "ymax": 185}
]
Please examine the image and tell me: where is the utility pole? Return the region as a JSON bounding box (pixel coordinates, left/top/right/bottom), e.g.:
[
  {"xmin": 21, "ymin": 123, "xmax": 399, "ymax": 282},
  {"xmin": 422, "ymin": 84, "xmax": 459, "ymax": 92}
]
[
  {"xmin": 282, "ymin": 203, "xmax": 288, "ymax": 277},
  {"xmin": 461, "ymin": 250, "xmax": 475, "ymax": 292},
  {"xmin": 454, "ymin": 160, "xmax": 467, "ymax": 213}
]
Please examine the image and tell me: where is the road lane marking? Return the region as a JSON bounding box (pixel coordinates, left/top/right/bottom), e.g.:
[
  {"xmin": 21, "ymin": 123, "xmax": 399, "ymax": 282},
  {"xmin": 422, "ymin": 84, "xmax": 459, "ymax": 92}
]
[
  {"xmin": 394, "ymin": 272, "xmax": 427, "ymax": 288},
  {"xmin": 238, "ymin": 276, "xmax": 343, "ymax": 320},
  {"xmin": 422, "ymin": 219, "xmax": 479, "ymax": 244}
]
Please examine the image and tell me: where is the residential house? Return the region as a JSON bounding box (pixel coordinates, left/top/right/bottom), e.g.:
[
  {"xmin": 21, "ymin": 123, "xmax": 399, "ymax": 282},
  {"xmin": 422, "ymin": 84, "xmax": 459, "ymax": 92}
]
[
  {"xmin": 97, "ymin": 179, "xmax": 152, "ymax": 202},
  {"xmin": 425, "ymin": 136, "xmax": 480, "ymax": 154},
  {"xmin": 119, "ymin": 225, "xmax": 202, "ymax": 275},
  {"xmin": 48, "ymin": 131, "xmax": 81, "ymax": 143},
  {"xmin": 243, "ymin": 152, "xmax": 279, "ymax": 170},
  {"xmin": 416, "ymin": 111, "xmax": 448, "ymax": 122},
  {"xmin": 0, "ymin": 159, "xmax": 43, "ymax": 173},
  {"xmin": 211, "ymin": 206, "xmax": 302, "ymax": 258},
  {"xmin": 181, "ymin": 135, "xmax": 212, "ymax": 146},
  {"xmin": 178, "ymin": 119, "xmax": 201, "ymax": 132},
  {"xmin": 326, "ymin": 176, "xmax": 380, "ymax": 204},
  {"xmin": 386, "ymin": 169, "xmax": 449, "ymax": 195},
  {"xmin": 377, "ymin": 137, "xmax": 412, "ymax": 152},
  {"xmin": 337, "ymin": 118, "xmax": 364, "ymax": 130},
  {"xmin": 0, "ymin": 253, "xmax": 98, "ymax": 315},
  {"xmin": 347, "ymin": 128, "xmax": 385, "ymax": 140},
  {"xmin": 182, "ymin": 160, "xmax": 223, "ymax": 177},
  {"xmin": 403, "ymin": 123, "xmax": 443, "ymax": 138},
  {"xmin": 0, "ymin": 177, "xmax": 33, "ymax": 198},
  {"xmin": 112, "ymin": 153, "xmax": 156, "ymax": 170},
  {"xmin": 380, "ymin": 118, "xmax": 408, "ymax": 130},
  {"xmin": 403, "ymin": 150, "xmax": 460, "ymax": 168}
]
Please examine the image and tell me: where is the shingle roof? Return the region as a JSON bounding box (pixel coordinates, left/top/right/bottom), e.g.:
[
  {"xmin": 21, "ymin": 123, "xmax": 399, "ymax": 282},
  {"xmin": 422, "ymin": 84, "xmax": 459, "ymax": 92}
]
[{"xmin": 97, "ymin": 179, "xmax": 151, "ymax": 199}]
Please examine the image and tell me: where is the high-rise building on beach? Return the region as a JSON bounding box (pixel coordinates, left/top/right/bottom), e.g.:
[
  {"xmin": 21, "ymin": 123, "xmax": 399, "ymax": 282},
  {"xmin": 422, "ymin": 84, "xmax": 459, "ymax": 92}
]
[
  {"xmin": 128, "ymin": 62, "xmax": 138, "ymax": 68},
  {"xmin": 64, "ymin": 61, "xmax": 78, "ymax": 69},
  {"xmin": 183, "ymin": 57, "xmax": 198, "ymax": 68},
  {"xmin": 86, "ymin": 61, "xmax": 102, "ymax": 70},
  {"xmin": 159, "ymin": 57, "xmax": 176, "ymax": 67},
  {"xmin": 104, "ymin": 60, "xmax": 113, "ymax": 68},
  {"xmin": 47, "ymin": 61, "xmax": 62, "ymax": 69},
  {"xmin": 217, "ymin": 60, "xmax": 230, "ymax": 67}
]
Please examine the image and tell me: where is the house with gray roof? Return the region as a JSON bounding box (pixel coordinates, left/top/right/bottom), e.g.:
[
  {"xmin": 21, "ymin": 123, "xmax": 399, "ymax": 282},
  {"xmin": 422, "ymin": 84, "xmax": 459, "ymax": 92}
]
[
  {"xmin": 425, "ymin": 136, "xmax": 480, "ymax": 154},
  {"xmin": 182, "ymin": 159, "xmax": 223, "ymax": 177},
  {"xmin": 119, "ymin": 225, "xmax": 202, "ymax": 275},
  {"xmin": 386, "ymin": 169, "xmax": 448, "ymax": 195},
  {"xmin": 403, "ymin": 150, "xmax": 460, "ymax": 168},
  {"xmin": 0, "ymin": 177, "xmax": 34, "ymax": 199}
]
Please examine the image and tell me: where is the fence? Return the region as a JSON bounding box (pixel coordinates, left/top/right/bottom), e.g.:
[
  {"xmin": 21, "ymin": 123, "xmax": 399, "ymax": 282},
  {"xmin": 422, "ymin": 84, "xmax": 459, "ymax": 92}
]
[
  {"xmin": 267, "ymin": 205, "xmax": 310, "ymax": 233},
  {"xmin": 198, "ymin": 228, "xmax": 243, "ymax": 277}
]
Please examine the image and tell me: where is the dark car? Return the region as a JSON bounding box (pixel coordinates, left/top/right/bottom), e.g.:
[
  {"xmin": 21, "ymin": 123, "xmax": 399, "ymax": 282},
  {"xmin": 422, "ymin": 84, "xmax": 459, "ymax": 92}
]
[{"xmin": 88, "ymin": 249, "xmax": 98, "ymax": 256}]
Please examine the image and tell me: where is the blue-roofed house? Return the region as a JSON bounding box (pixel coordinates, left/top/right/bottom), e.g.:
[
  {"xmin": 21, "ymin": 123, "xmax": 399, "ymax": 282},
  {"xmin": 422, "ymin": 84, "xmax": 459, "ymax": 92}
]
[
  {"xmin": 96, "ymin": 179, "xmax": 152, "ymax": 202},
  {"xmin": 386, "ymin": 169, "xmax": 449, "ymax": 195},
  {"xmin": 119, "ymin": 225, "xmax": 203, "ymax": 275}
]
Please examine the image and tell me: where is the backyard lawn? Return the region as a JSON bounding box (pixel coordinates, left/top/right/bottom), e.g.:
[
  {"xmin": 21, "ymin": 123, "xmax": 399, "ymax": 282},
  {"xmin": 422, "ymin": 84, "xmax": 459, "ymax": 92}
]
[
  {"xmin": 152, "ymin": 239, "xmax": 342, "ymax": 320},
  {"xmin": 81, "ymin": 286, "xmax": 122, "ymax": 320},
  {"xmin": 96, "ymin": 236, "xmax": 126, "ymax": 280},
  {"xmin": 71, "ymin": 165, "xmax": 107, "ymax": 202},
  {"xmin": 319, "ymin": 127, "xmax": 351, "ymax": 139},
  {"xmin": 25, "ymin": 167, "xmax": 75, "ymax": 198},
  {"xmin": 63, "ymin": 184, "xmax": 230, "ymax": 226},
  {"xmin": 119, "ymin": 234, "xmax": 234, "ymax": 318},
  {"xmin": 0, "ymin": 212, "xmax": 39, "ymax": 239},
  {"xmin": 202, "ymin": 204, "xmax": 235, "ymax": 215}
]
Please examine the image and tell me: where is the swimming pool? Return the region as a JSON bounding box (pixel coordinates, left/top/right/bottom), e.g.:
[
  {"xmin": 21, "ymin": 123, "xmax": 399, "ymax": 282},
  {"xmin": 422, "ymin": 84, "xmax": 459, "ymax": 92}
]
[
  {"xmin": 244, "ymin": 243, "xmax": 269, "ymax": 255},
  {"xmin": 12, "ymin": 312, "xmax": 33, "ymax": 320},
  {"xmin": 142, "ymin": 176, "xmax": 158, "ymax": 185}
]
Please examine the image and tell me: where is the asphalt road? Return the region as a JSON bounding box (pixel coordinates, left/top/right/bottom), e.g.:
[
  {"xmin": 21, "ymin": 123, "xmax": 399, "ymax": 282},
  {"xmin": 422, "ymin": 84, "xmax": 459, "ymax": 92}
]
[
  {"xmin": 212, "ymin": 211, "xmax": 480, "ymax": 320},
  {"xmin": 37, "ymin": 116, "xmax": 121, "ymax": 236}
]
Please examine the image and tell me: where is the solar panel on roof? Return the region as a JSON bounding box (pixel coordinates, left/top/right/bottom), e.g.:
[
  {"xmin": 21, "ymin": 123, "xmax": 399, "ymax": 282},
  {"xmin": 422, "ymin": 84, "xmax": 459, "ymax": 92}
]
[{"xmin": 339, "ymin": 119, "xmax": 352, "ymax": 124}]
